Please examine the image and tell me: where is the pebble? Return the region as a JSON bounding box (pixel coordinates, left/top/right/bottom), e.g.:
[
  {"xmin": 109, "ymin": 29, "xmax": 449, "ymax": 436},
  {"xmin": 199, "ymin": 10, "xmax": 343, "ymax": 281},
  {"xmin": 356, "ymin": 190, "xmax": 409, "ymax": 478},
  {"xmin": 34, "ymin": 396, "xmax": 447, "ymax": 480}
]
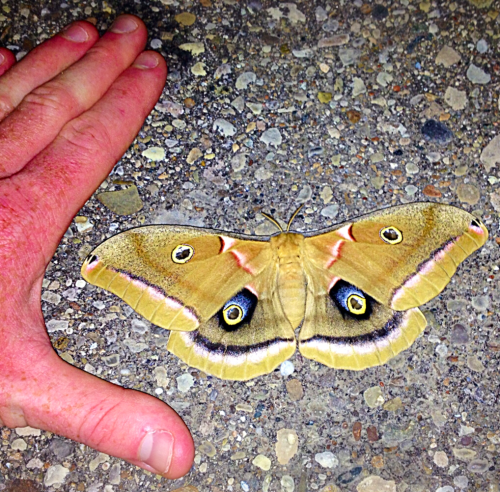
[
  {"xmin": 367, "ymin": 426, "xmax": 379, "ymax": 442},
  {"xmin": 175, "ymin": 12, "xmax": 196, "ymax": 26},
  {"xmin": 466, "ymin": 64, "xmax": 491, "ymax": 84},
  {"xmin": 198, "ymin": 441, "xmax": 216, "ymax": 457},
  {"xmin": 454, "ymin": 476, "xmax": 469, "ymax": 489},
  {"xmin": 339, "ymin": 48, "xmax": 361, "ymax": 66},
  {"xmin": 44, "ymin": 464, "xmax": 70, "ymax": 487},
  {"xmin": 213, "ymin": 118, "xmax": 236, "ymax": 137},
  {"xmin": 467, "ymin": 459, "xmax": 490, "ymax": 473},
  {"xmin": 435, "ymin": 344, "xmax": 448, "ymax": 357},
  {"xmin": 480, "ymin": 135, "xmax": 500, "ymax": 171},
  {"xmin": 352, "ymin": 77, "xmax": 366, "ymax": 97},
  {"xmin": 176, "ymin": 373, "xmax": 195, "ymax": 392},
  {"xmin": 293, "ymin": 186, "xmax": 311, "ymax": 205},
  {"xmin": 435, "ymin": 46, "xmax": 461, "ymax": 67},
  {"xmin": 286, "ymin": 379, "xmax": 304, "ymax": 401},
  {"xmin": 320, "ymin": 186, "xmax": 333, "ymax": 203},
  {"xmin": 11, "ymin": 438, "xmax": 27, "ymax": 450},
  {"xmin": 456, "ymin": 183, "xmax": 480, "ymax": 205},
  {"xmin": 451, "ymin": 324, "xmax": 469, "ymax": 345},
  {"xmin": 142, "ymin": 146, "xmax": 165, "ymax": 160},
  {"xmin": 383, "ymin": 397, "xmax": 403, "ymax": 412},
  {"xmin": 179, "ymin": 42, "xmax": 205, "ymax": 55},
  {"xmin": 371, "ymin": 4, "xmax": 389, "ymax": 19},
  {"xmin": 49, "ymin": 439, "xmax": 74, "ymax": 460},
  {"xmin": 444, "ymin": 87, "xmax": 467, "ymax": 110},
  {"xmin": 433, "ymin": 451, "xmax": 449, "ymax": 468},
  {"xmin": 321, "ymin": 204, "xmax": 339, "ymax": 219},
  {"xmin": 363, "ymin": 386, "xmax": 385, "ymax": 408},
  {"xmin": 281, "ymin": 475, "xmax": 295, "ymax": 492},
  {"xmin": 353, "ymin": 422, "xmax": 362, "ymax": 441},
  {"xmin": 421, "ymin": 119, "xmax": 453, "ymax": 146},
  {"xmin": 347, "ymin": 110, "xmax": 361, "ymax": 124},
  {"xmin": 318, "ymin": 35, "xmax": 350, "ymax": 48},
  {"xmin": 318, "ymin": 92, "xmax": 332, "ymax": 103},
  {"xmin": 236, "ymin": 72, "xmax": 256, "ymax": 90},
  {"xmin": 376, "ymin": 72, "xmax": 393, "ymax": 87},
  {"xmin": 472, "ymin": 295, "xmax": 490, "ymax": 311},
  {"xmin": 252, "ymin": 454, "xmax": 271, "ymax": 471},
  {"xmin": 280, "ymin": 360, "xmax": 294, "ymax": 376},
  {"xmin": 191, "ymin": 62, "xmax": 206, "ymax": 76},
  {"xmin": 322, "ymin": 19, "xmax": 339, "ymax": 32},
  {"xmin": 436, "ymin": 487, "xmax": 454, "ymax": 492},
  {"xmin": 357, "ymin": 475, "xmax": 396, "ymax": 492},
  {"xmin": 275, "ymin": 429, "xmax": 298, "ymax": 465},
  {"xmin": 315, "ymin": 6, "xmax": 328, "ymax": 21},
  {"xmin": 467, "ymin": 355, "xmax": 485, "ymax": 372},
  {"xmin": 187, "ymin": 148, "xmax": 203, "ymax": 164},
  {"xmin": 477, "ymin": 39, "xmax": 488, "ymax": 53},
  {"xmin": 97, "ymin": 185, "xmax": 143, "ymax": 215},
  {"xmin": 453, "ymin": 448, "xmax": 477, "ymax": 461},
  {"xmin": 315, "ymin": 451, "xmax": 339, "ymax": 468},
  {"xmin": 406, "ymin": 163, "xmax": 420, "ymax": 174},
  {"xmin": 214, "ymin": 63, "xmax": 231, "ymax": 79},
  {"xmin": 260, "ymin": 128, "xmax": 282, "ymax": 147}
]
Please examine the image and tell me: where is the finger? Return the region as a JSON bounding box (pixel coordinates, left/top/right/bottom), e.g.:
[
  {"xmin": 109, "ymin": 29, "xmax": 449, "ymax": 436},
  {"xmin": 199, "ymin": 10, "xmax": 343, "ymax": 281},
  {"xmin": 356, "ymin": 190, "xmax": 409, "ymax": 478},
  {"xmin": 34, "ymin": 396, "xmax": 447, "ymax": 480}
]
[
  {"xmin": 2, "ymin": 51, "xmax": 167, "ymax": 267},
  {"xmin": 0, "ymin": 15, "xmax": 148, "ymax": 178},
  {"xmin": 0, "ymin": 48, "xmax": 16, "ymax": 76},
  {"xmin": 0, "ymin": 21, "xmax": 99, "ymax": 119},
  {"xmin": 1, "ymin": 341, "xmax": 194, "ymax": 479}
]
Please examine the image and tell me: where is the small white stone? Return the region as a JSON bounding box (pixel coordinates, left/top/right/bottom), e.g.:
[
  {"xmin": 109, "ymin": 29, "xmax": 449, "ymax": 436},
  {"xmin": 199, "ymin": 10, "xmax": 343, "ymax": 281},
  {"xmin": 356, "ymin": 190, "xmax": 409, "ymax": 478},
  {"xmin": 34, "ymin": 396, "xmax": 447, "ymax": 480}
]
[
  {"xmin": 280, "ymin": 360, "xmax": 294, "ymax": 377},
  {"xmin": 252, "ymin": 454, "xmax": 271, "ymax": 470},
  {"xmin": 142, "ymin": 147, "xmax": 165, "ymax": 161},
  {"xmin": 11, "ymin": 438, "xmax": 27, "ymax": 451},
  {"xmin": 44, "ymin": 464, "xmax": 70, "ymax": 487},
  {"xmin": 177, "ymin": 373, "xmax": 195, "ymax": 392},
  {"xmin": 436, "ymin": 344, "xmax": 448, "ymax": 357},
  {"xmin": 434, "ymin": 450, "xmax": 449, "ymax": 468},
  {"xmin": 314, "ymin": 451, "xmax": 339, "ymax": 468}
]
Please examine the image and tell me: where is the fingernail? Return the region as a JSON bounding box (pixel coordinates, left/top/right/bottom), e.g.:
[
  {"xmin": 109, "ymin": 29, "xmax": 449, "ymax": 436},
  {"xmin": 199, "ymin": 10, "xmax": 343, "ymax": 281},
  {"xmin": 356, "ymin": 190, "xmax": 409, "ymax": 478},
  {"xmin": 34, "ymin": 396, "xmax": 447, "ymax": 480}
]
[
  {"xmin": 0, "ymin": 53, "xmax": 4, "ymax": 65},
  {"xmin": 110, "ymin": 16, "xmax": 139, "ymax": 34},
  {"xmin": 62, "ymin": 24, "xmax": 89, "ymax": 43},
  {"xmin": 138, "ymin": 431, "xmax": 174, "ymax": 475},
  {"xmin": 133, "ymin": 52, "xmax": 160, "ymax": 69}
]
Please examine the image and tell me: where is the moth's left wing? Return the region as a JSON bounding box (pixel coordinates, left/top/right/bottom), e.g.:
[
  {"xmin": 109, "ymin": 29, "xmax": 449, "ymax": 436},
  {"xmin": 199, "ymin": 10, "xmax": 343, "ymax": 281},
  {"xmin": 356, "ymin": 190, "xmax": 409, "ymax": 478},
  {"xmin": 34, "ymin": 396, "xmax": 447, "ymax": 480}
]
[
  {"xmin": 81, "ymin": 225, "xmax": 273, "ymax": 332},
  {"xmin": 82, "ymin": 225, "xmax": 296, "ymax": 379}
]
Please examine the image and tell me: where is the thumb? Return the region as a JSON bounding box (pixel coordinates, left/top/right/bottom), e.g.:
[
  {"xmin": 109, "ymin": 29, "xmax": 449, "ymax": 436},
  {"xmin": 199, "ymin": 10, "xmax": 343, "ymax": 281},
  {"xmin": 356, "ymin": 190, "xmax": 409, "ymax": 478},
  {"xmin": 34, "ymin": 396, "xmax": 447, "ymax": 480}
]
[{"xmin": 5, "ymin": 347, "xmax": 194, "ymax": 479}]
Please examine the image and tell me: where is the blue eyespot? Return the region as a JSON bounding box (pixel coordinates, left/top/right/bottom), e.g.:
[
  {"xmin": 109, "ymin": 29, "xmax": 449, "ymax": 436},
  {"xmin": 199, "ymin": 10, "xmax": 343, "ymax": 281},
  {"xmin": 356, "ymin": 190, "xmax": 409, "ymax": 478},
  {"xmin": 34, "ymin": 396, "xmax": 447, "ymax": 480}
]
[
  {"xmin": 218, "ymin": 289, "xmax": 258, "ymax": 331},
  {"xmin": 330, "ymin": 281, "xmax": 371, "ymax": 318}
]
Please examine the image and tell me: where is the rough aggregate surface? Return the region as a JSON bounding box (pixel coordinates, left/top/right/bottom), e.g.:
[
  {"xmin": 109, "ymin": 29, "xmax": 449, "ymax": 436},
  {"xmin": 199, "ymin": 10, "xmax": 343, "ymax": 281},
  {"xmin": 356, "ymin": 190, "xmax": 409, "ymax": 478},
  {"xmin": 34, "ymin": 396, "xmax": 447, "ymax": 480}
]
[{"xmin": 1, "ymin": 0, "xmax": 499, "ymax": 491}]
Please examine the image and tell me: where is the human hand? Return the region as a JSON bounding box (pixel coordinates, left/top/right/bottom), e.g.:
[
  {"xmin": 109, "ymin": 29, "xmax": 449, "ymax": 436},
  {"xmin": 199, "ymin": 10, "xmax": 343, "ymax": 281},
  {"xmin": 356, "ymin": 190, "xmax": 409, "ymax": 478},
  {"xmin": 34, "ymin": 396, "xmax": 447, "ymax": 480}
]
[{"xmin": 0, "ymin": 15, "xmax": 194, "ymax": 479}]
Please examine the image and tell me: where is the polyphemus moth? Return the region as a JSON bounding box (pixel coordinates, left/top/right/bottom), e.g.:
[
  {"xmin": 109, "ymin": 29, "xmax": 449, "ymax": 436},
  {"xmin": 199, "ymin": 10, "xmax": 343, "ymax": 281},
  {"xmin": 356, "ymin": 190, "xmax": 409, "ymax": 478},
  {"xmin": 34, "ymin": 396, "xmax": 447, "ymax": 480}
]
[{"xmin": 81, "ymin": 202, "xmax": 487, "ymax": 380}]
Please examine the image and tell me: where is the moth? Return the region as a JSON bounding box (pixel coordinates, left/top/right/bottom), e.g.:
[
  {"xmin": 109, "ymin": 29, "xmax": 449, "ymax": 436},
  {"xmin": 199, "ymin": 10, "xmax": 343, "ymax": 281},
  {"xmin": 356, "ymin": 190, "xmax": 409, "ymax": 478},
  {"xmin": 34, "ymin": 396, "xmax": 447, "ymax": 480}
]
[{"xmin": 81, "ymin": 203, "xmax": 488, "ymax": 380}]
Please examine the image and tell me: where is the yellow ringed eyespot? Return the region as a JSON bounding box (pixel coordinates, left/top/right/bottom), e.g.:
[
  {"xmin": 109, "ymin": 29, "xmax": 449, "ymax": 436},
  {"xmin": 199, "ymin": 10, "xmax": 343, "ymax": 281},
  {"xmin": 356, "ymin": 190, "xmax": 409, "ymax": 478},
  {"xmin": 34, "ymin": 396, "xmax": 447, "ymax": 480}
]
[
  {"xmin": 171, "ymin": 244, "xmax": 194, "ymax": 264},
  {"xmin": 223, "ymin": 305, "xmax": 243, "ymax": 325},
  {"xmin": 347, "ymin": 294, "xmax": 366, "ymax": 315},
  {"xmin": 380, "ymin": 226, "xmax": 403, "ymax": 244}
]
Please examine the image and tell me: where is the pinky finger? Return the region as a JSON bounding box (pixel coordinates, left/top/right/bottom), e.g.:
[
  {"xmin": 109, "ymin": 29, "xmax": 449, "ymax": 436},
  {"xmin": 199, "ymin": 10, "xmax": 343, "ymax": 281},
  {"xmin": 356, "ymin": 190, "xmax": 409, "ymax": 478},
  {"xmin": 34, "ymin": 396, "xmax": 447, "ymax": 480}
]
[{"xmin": 0, "ymin": 49, "xmax": 16, "ymax": 76}]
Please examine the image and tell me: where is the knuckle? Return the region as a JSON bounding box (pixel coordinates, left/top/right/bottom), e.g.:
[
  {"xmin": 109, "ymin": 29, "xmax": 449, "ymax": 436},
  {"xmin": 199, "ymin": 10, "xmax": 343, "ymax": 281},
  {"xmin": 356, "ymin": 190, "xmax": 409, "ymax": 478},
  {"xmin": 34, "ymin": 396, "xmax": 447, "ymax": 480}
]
[
  {"xmin": 0, "ymin": 94, "xmax": 15, "ymax": 119},
  {"xmin": 22, "ymin": 81, "xmax": 77, "ymax": 116},
  {"xmin": 60, "ymin": 115, "xmax": 114, "ymax": 157}
]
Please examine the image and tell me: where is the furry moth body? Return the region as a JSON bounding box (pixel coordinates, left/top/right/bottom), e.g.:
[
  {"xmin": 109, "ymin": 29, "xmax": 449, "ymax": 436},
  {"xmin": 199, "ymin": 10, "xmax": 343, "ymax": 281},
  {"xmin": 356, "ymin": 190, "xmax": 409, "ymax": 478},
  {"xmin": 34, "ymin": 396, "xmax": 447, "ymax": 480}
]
[{"xmin": 81, "ymin": 203, "xmax": 488, "ymax": 380}]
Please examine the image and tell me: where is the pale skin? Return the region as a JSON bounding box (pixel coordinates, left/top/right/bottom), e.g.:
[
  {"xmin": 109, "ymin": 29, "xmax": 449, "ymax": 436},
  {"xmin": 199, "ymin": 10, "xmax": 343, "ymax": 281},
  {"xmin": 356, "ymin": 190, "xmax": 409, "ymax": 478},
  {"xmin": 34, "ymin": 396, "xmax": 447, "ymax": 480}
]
[{"xmin": 0, "ymin": 15, "xmax": 194, "ymax": 479}]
